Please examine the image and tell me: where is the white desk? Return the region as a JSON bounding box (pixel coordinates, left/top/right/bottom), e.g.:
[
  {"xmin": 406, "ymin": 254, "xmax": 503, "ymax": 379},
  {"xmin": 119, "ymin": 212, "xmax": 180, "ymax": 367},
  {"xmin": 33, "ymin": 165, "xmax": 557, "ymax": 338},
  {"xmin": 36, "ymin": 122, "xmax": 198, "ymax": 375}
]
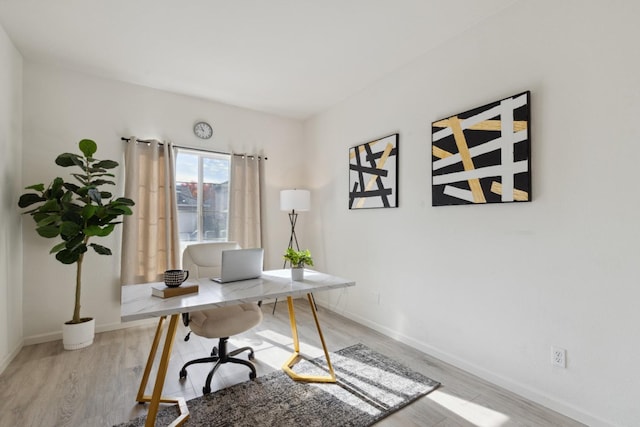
[{"xmin": 121, "ymin": 269, "xmax": 355, "ymax": 427}]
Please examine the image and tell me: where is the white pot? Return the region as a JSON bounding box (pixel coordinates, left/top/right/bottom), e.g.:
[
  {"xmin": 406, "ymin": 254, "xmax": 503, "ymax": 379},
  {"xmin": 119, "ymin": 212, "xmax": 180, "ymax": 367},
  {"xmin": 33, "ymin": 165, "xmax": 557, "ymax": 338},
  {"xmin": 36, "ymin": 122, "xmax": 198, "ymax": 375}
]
[
  {"xmin": 291, "ymin": 267, "xmax": 304, "ymax": 281},
  {"xmin": 62, "ymin": 318, "xmax": 95, "ymax": 350}
]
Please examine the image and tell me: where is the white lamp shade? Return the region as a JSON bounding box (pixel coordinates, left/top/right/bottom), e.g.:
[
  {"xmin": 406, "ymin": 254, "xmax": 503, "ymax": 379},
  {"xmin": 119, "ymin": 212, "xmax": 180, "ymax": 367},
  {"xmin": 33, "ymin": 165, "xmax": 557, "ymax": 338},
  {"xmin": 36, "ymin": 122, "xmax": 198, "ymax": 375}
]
[{"xmin": 280, "ymin": 189, "xmax": 310, "ymax": 212}]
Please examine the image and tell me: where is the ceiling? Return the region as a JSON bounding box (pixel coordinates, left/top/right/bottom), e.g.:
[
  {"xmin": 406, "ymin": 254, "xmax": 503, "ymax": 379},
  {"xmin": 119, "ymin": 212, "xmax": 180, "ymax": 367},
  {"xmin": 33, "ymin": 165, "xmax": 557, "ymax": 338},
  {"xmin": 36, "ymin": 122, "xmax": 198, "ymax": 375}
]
[{"xmin": 0, "ymin": 0, "xmax": 516, "ymax": 120}]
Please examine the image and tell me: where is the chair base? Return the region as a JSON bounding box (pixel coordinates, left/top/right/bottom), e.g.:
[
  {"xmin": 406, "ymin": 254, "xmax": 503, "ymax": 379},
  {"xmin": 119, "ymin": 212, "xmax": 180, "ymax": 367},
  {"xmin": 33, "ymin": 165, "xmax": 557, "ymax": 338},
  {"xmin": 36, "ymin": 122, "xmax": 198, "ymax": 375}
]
[{"xmin": 179, "ymin": 337, "xmax": 257, "ymax": 394}]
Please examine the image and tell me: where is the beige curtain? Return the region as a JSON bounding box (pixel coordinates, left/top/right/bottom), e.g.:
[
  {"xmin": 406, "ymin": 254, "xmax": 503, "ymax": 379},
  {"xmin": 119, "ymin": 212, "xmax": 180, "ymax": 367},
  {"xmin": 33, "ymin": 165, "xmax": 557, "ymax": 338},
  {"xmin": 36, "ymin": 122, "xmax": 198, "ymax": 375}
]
[
  {"xmin": 228, "ymin": 154, "xmax": 263, "ymax": 249},
  {"xmin": 120, "ymin": 138, "xmax": 181, "ymax": 284}
]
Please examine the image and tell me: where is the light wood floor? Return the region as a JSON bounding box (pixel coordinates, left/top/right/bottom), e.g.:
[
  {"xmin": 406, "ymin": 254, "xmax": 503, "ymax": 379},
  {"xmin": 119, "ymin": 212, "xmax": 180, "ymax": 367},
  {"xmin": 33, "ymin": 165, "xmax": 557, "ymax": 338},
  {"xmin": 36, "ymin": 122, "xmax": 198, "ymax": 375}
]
[{"xmin": 0, "ymin": 300, "xmax": 585, "ymax": 427}]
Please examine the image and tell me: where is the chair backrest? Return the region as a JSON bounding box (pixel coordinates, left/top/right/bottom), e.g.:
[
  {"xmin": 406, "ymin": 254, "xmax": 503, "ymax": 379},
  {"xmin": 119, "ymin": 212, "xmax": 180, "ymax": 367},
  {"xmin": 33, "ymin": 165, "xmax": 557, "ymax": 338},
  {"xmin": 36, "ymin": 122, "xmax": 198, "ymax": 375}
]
[{"xmin": 182, "ymin": 242, "xmax": 241, "ymax": 280}]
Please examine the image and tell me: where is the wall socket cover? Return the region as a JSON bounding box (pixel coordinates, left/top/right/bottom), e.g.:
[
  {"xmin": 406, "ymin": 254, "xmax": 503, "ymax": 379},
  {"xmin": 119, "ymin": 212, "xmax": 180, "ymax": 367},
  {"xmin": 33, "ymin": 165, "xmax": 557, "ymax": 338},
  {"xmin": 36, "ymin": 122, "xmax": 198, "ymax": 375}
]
[{"xmin": 551, "ymin": 346, "xmax": 566, "ymax": 368}]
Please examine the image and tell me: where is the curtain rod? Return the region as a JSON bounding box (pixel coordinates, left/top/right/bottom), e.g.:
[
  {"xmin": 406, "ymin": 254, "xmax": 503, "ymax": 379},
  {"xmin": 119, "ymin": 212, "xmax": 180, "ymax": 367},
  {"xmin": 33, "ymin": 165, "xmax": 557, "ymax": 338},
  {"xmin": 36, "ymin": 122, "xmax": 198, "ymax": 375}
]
[{"xmin": 120, "ymin": 137, "xmax": 267, "ymax": 160}]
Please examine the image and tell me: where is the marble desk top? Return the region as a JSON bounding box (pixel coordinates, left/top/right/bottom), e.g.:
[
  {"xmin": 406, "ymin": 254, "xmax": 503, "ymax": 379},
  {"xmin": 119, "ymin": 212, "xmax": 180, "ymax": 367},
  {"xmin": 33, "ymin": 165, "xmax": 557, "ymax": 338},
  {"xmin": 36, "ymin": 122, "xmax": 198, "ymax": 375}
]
[{"xmin": 121, "ymin": 269, "xmax": 355, "ymax": 322}]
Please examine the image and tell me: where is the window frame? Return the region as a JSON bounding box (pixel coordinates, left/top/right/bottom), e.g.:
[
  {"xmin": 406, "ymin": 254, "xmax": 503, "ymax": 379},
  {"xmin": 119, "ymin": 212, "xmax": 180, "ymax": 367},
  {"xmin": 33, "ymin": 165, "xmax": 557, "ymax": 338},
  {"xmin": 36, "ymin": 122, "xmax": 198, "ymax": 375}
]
[{"xmin": 175, "ymin": 147, "xmax": 231, "ymax": 246}]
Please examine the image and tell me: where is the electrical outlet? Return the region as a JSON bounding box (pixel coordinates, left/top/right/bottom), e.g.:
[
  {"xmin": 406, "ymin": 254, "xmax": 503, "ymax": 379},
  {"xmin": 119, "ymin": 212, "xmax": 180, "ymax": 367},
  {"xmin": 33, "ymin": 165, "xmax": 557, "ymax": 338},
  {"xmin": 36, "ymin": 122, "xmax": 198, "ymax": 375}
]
[{"xmin": 551, "ymin": 346, "xmax": 566, "ymax": 368}]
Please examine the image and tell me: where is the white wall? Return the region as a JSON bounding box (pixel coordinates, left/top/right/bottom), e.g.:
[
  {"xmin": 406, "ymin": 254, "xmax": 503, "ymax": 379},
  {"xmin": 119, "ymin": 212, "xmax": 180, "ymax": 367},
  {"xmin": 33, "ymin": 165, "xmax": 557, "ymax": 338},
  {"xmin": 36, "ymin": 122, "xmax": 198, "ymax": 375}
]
[
  {"xmin": 305, "ymin": 1, "xmax": 640, "ymax": 426},
  {"xmin": 21, "ymin": 62, "xmax": 303, "ymax": 342},
  {"xmin": 0, "ymin": 24, "xmax": 23, "ymax": 373}
]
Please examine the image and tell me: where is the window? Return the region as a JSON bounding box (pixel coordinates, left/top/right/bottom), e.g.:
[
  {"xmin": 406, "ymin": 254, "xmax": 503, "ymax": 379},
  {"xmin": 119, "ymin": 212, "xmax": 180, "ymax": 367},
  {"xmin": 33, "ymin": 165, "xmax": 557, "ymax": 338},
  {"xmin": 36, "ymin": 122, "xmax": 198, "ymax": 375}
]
[{"xmin": 175, "ymin": 149, "xmax": 230, "ymax": 248}]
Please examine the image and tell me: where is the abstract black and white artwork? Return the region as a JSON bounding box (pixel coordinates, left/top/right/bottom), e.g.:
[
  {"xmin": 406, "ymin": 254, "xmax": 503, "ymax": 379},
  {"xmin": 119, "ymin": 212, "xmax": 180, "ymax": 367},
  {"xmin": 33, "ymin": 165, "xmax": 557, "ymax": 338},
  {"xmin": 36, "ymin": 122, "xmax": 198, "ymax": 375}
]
[
  {"xmin": 349, "ymin": 133, "xmax": 398, "ymax": 209},
  {"xmin": 431, "ymin": 91, "xmax": 531, "ymax": 206}
]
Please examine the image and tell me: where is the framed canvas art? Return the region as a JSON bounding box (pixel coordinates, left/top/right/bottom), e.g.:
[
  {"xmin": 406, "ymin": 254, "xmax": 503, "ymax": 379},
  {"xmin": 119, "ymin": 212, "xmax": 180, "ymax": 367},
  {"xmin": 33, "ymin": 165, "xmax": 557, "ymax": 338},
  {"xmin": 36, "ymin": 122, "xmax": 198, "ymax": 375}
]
[
  {"xmin": 431, "ymin": 91, "xmax": 531, "ymax": 206},
  {"xmin": 349, "ymin": 133, "xmax": 398, "ymax": 209}
]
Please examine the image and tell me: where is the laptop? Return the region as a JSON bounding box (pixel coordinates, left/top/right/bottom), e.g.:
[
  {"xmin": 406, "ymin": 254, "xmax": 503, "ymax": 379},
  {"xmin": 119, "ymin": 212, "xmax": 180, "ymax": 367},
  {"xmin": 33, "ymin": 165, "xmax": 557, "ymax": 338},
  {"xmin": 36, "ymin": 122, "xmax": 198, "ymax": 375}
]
[{"xmin": 211, "ymin": 248, "xmax": 264, "ymax": 283}]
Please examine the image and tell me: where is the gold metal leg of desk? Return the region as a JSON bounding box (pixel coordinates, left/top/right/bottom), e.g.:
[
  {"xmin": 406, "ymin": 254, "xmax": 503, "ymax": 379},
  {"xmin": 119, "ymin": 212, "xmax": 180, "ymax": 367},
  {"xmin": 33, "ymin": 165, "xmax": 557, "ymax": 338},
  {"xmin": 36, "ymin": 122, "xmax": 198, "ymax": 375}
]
[
  {"xmin": 136, "ymin": 314, "xmax": 189, "ymax": 427},
  {"xmin": 282, "ymin": 294, "xmax": 336, "ymax": 383}
]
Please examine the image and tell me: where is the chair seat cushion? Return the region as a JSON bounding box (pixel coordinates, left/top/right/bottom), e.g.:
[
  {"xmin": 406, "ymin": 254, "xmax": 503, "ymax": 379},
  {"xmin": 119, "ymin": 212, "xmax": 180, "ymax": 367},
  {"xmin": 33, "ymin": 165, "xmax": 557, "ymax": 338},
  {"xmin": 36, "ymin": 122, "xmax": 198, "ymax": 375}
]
[{"xmin": 188, "ymin": 303, "xmax": 263, "ymax": 338}]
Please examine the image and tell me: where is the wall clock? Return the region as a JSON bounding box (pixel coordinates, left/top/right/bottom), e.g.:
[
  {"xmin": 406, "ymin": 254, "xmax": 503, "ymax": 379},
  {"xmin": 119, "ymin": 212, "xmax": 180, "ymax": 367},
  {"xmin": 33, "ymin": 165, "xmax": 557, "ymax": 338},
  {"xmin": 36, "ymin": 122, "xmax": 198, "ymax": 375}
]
[{"xmin": 194, "ymin": 121, "xmax": 213, "ymax": 139}]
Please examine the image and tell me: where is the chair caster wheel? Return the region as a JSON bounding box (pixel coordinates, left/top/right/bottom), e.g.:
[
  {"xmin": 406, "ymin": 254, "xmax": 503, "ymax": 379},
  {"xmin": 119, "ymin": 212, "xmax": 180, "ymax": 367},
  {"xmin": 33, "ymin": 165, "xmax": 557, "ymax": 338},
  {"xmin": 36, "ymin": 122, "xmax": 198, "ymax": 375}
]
[
  {"xmin": 248, "ymin": 352, "xmax": 255, "ymax": 361},
  {"xmin": 179, "ymin": 369, "xmax": 187, "ymax": 379},
  {"xmin": 203, "ymin": 385, "xmax": 211, "ymax": 394},
  {"xmin": 249, "ymin": 372, "xmax": 257, "ymax": 380},
  {"xmin": 211, "ymin": 347, "xmax": 218, "ymax": 357}
]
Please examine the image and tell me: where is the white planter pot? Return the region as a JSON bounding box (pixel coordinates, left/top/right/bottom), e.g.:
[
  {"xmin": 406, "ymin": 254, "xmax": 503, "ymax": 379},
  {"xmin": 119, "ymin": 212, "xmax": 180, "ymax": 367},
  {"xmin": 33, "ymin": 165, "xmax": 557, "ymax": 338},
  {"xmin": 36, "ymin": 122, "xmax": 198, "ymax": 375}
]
[
  {"xmin": 62, "ymin": 318, "xmax": 95, "ymax": 350},
  {"xmin": 291, "ymin": 267, "xmax": 304, "ymax": 281}
]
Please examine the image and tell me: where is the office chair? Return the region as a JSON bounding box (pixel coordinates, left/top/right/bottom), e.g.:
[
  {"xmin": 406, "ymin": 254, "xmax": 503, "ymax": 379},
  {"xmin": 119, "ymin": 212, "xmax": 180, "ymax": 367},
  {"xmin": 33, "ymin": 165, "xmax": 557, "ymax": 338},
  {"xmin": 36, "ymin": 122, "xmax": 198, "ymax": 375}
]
[{"xmin": 179, "ymin": 242, "xmax": 263, "ymax": 394}]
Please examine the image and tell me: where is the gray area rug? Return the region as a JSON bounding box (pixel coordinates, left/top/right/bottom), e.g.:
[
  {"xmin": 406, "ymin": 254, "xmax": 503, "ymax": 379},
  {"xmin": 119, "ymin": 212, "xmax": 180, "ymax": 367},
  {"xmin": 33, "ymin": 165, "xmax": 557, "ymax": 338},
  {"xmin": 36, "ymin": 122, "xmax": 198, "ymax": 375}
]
[{"xmin": 116, "ymin": 343, "xmax": 440, "ymax": 427}]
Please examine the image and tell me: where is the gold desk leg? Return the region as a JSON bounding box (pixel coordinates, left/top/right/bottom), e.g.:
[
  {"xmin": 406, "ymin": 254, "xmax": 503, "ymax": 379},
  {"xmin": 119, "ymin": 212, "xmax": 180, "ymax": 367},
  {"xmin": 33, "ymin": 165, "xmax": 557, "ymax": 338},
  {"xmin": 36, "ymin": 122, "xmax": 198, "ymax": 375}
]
[
  {"xmin": 282, "ymin": 294, "xmax": 336, "ymax": 383},
  {"xmin": 136, "ymin": 314, "xmax": 190, "ymax": 427}
]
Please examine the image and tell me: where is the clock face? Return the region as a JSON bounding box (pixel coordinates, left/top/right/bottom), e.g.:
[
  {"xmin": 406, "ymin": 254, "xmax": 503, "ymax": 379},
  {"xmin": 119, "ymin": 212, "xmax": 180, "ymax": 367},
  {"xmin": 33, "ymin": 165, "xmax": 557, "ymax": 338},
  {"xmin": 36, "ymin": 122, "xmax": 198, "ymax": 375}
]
[{"xmin": 194, "ymin": 121, "xmax": 213, "ymax": 139}]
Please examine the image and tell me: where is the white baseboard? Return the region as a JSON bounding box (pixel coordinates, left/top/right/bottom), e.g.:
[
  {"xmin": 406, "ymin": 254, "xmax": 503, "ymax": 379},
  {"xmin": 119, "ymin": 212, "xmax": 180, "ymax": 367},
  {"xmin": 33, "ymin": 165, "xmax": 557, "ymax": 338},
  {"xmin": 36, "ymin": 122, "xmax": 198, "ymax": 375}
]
[
  {"xmin": 23, "ymin": 331, "xmax": 61, "ymax": 346},
  {"xmin": 319, "ymin": 301, "xmax": 613, "ymax": 427},
  {"xmin": 22, "ymin": 318, "xmax": 157, "ymax": 346},
  {"xmin": 0, "ymin": 340, "xmax": 24, "ymax": 375}
]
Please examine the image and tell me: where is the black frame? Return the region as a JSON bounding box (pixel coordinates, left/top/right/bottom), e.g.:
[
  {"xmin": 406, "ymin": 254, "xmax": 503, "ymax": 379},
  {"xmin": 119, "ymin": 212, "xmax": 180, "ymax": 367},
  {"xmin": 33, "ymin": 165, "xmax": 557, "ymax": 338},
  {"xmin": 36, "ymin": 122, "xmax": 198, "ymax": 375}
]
[
  {"xmin": 349, "ymin": 133, "xmax": 399, "ymax": 209},
  {"xmin": 431, "ymin": 91, "xmax": 531, "ymax": 206}
]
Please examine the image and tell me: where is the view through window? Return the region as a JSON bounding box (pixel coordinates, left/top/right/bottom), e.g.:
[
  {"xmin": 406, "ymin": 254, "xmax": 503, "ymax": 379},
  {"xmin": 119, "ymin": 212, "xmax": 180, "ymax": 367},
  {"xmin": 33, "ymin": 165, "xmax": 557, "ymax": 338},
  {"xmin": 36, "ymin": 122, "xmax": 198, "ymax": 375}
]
[{"xmin": 175, "ymin": 149, "xmax": 230, "ymax": 250}]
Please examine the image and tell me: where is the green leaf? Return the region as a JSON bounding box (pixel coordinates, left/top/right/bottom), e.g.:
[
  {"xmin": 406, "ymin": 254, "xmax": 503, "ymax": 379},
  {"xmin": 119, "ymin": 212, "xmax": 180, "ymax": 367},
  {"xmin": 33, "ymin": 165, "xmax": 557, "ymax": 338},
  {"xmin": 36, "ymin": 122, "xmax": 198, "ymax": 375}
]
[
  {"xmin": 36, "ymin": 214, "xmax": 60, "ymax": 227},
  {"xmin": 91, "ymin": 179, "xmax": 115, "ymax": 186},
  {"xmin": 114, "ymin": 197, "xmax": 135, "ymax": 206},
  {"xmin": 63, "ymin": 182, "xmax": 80, "ymax": 193},
  {"xmin": 79, "ymin": 139, "xmax": 97, "ymax": 157},
  {"xmin": 61, "ymin": 210, "xmax": 82, "ymax": 224},
  {"xmin": 52, "ymin": 177, "xmax": 65, "ymax": 187},
  {"xmin": 18, "ymin": 193, "xmax": 45, "ymax": 208},
  {"xmin": 36, "ymin": 225, "xmax": 60, "ymax": 238},
  {"xmin": 92, "ymin": 172, "xmax": 115, "ymax": 178},
  {"xmin": 41, "ymin": 199, "xmax": 60, "ymax": 212},
  {"xmin": 94, "ymin": 160, "xmax": 118, "ymax": 169},
  {"xmin": 55, "ymin": 153, "xmax": 83, "ymax": 168},
  {"xmin": 56, "ymin": 248, "xmax": 82, "ymax": 264},
  {"xmin": 61, "ymin": 191, "xmax": 73, "ymax": 203},
  {"xmin": 84, "ymin": 225, "xmax": 101, "ymax": 236},
  {"xmin": 81, "ymin": 204, "xmax": 97, "ymax": 219},
  {"xmin": 75, "ymin": 186, "xmax": 89, "ymax": 197},
  {"xmin": 65, "ymin": 235, "xmax": 85, "ymax": 252},
  {"xmin": 84, "ymin": 223, "xmax": 114, "ymax": 237},
  {"xmin": 60, "ymin": 221, "xmax": 82, "ymax": 239},
  {"xmin": 100, "ymin": 191, "xmax": 113, "ymax": 199},
  {"xmin": 110, "ymin": 206, "xmax": 132, "ymax": 215},
  {"xmin": 25, "ymin": 183, "xmax": 45, "ymax": 192},
  {"xmin": 33, "ymin": 212, "xmax": 49, "ymax": 222},
  {"xmin": 94, "ymin": 205, "xmax": 107, "ymax": 219},
  {"xmin": 90, "ymin": 243, "xmax": 112, "ymax": 255},
  {"xmin": 49, "ymin": 241, "xmax": 67, "ymax": 254}
]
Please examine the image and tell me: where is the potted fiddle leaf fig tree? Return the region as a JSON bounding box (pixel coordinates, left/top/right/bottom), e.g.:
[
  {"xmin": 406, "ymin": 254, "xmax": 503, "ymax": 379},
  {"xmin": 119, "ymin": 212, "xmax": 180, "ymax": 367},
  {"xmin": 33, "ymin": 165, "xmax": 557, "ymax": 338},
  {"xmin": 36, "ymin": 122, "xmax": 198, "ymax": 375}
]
[
  {"xmin": 283, "ymin": 248, "xmax": 313, "ymax": 281},
  {"xmin": 18, "ymin": 139, "xmax": 135, "ymax": 350}
]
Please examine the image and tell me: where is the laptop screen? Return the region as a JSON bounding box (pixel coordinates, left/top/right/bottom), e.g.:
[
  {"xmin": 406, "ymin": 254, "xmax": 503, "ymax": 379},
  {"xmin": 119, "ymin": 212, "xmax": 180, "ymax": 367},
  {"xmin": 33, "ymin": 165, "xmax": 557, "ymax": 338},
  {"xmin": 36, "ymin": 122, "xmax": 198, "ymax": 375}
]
[{"xmin": 212, "ymin": 248, "xmax": 264, "ymax": 283}]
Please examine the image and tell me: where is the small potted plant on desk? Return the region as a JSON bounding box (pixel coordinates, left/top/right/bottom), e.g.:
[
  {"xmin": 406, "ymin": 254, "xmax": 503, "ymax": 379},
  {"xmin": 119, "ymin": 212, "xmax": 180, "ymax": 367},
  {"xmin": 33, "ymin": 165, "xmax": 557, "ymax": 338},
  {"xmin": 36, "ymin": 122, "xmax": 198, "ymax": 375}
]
[
  {"xmin": 18, "ymin": 139, "xmax": 135, "ymax": 350},
  {"xmin": 283, "ymin": 248, "xmax": 313, "ymax": 281}
]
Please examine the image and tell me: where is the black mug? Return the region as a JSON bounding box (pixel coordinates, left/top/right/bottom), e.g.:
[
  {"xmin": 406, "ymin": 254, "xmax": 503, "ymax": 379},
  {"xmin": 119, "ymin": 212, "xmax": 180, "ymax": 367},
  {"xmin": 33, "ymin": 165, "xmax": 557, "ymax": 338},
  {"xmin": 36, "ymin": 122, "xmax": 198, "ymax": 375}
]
[{"xmin": 164, "ymin": 269, "xmax": 189, "ymax": 287}]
